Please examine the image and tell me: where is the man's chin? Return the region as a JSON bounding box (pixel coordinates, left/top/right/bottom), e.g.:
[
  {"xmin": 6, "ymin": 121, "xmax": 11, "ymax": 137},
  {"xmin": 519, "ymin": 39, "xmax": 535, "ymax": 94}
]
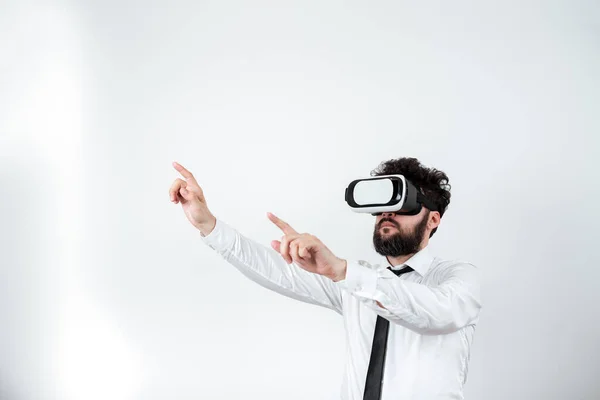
[{"xmin": 375, "ymin": 234, "xmax": 399, "ymax": 243}]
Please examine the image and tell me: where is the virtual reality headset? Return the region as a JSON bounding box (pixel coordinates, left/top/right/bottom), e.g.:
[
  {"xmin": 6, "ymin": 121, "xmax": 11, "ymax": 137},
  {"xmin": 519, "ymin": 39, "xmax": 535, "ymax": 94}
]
[{"xmin": 345, "ymin": 174, "xmax": 439, "ymax": 216}]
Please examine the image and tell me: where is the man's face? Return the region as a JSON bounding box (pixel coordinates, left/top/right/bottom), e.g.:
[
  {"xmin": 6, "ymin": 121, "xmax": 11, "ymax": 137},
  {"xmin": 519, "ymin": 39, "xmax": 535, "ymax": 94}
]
[{"xmin": 373, "ymin": 207, "xmax": 430, "ymax": 257}]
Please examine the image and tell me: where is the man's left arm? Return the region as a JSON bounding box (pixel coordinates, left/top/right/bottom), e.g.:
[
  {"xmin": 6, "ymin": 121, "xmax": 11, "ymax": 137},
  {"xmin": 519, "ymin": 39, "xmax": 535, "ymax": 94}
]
[{"xmin": 334, "ymin": 260, "xmax": 482, "ymax": 335}]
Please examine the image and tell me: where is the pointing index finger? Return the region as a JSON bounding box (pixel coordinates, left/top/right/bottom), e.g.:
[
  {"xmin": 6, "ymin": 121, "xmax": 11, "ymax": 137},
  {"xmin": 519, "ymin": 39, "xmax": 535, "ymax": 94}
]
[
  {"xmin": 173, "ymin": 161, "xmax": 197, "ymax": 183},
  {"xmin": 267, "ymin": 212, "xmax": 297, "ymax": 235}
]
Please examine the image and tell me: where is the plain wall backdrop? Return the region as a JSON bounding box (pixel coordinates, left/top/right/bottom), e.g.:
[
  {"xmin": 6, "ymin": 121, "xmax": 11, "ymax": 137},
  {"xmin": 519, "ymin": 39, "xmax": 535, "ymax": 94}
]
[{"xmin": 1, "ymin": 1, "xmax": 599, "ymax": 399}]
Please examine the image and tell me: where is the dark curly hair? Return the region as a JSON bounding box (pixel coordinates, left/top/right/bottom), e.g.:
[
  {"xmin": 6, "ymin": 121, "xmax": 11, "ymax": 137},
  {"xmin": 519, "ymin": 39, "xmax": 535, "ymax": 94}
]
[{"xmin": 370, "ymin": 157, "xmax": 451, "ymax": 237}]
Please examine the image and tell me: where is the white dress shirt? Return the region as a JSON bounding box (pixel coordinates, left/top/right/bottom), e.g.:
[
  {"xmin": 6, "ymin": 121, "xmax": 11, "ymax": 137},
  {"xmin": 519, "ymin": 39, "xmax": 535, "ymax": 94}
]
[{"xmin": 200, "ymin": 218, "xmax": 482, "ymax": 400}]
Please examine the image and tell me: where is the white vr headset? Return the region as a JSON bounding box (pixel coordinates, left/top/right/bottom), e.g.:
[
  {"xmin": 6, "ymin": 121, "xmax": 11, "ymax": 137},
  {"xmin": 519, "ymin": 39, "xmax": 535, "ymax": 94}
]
[{"xmin": 345, "ymin": 174, "xmax": 439, "ymax": 216}]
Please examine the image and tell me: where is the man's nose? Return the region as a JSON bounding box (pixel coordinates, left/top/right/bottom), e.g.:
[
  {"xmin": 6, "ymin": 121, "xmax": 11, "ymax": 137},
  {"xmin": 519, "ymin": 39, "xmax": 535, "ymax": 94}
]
[{"xmin": 381, "ymin": 212, "xmax": 397, "ymax": 217}]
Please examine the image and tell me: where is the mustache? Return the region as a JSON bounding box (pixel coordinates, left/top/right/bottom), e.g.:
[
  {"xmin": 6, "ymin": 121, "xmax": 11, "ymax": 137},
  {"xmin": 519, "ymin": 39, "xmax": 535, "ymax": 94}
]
[{"xmin": 378, "ymin": 218, "xmax": 399, "ymax": 229}]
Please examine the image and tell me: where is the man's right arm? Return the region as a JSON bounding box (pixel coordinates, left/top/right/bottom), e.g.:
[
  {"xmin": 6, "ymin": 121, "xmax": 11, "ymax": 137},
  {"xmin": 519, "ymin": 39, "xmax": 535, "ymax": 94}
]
[{"xmin": 199, "ymin": 217, "xmax": 344, "ymax": 315}]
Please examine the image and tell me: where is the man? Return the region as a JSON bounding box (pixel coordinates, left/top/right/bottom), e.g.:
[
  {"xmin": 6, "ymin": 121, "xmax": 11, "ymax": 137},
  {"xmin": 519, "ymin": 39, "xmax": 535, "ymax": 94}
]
[{"xmin": 169, "ymin": 157, "xmax": 482, "ymax": 400}]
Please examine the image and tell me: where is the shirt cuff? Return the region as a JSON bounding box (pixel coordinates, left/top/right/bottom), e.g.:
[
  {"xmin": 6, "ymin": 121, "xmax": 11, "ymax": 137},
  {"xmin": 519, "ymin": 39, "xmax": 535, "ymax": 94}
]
[
  {"xmin": 335, "ymin": 260, "xmax": 379, "ymax": 297},
  {"xmin": 199, "ymin": 218, "xmax": 236, "ymax": 251}
]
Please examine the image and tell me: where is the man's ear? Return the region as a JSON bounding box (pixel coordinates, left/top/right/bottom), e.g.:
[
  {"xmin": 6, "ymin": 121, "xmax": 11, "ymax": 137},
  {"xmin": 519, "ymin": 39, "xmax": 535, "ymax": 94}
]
[{"xmin": 429, "ymin": 211, "xmax": 441, "ymax": 231}]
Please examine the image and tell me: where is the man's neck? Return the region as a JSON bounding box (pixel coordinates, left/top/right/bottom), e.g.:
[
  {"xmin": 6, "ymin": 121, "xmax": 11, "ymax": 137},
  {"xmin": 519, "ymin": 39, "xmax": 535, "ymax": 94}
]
[{"xmin": 386, "ymin": 253, "xmax": 415, "ymax": 267}]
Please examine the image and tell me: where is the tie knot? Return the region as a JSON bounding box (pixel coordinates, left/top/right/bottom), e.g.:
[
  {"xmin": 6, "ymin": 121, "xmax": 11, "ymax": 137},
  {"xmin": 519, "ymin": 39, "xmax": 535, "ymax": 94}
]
[{"xmin": 388, "ymin": 265, "xmax": 413, "ymax": 276}]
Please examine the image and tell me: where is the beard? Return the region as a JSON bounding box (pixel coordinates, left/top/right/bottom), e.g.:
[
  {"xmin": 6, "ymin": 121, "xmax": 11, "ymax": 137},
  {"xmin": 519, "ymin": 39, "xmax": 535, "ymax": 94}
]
[{"xmin": 372, "ymin": 211, "xmax": 429, "ymax": 257}]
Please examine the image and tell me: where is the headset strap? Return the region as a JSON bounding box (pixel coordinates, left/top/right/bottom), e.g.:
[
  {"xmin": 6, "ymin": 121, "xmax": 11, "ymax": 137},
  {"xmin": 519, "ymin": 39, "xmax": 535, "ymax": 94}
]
[{"xmin": 416, "ymin": 190, "xmax": 439, "ymax": 212}]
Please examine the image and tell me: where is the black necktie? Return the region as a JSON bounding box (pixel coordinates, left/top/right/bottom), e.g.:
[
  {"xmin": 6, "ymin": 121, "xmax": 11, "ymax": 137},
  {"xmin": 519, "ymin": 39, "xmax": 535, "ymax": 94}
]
[{"xmin": 363, "ymin": 265, "xmax": 414, "ymax": 400}]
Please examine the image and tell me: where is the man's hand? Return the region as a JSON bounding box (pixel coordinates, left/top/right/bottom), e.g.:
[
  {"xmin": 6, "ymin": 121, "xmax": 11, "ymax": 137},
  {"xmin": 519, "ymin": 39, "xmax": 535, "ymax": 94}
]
[
  {"xmin": 169, "ymin": 161, "xmax": 216, "ymax": 235},
  {"xmin": 267, "ymin": 212, "xmax": 347, "ymax": 282}
]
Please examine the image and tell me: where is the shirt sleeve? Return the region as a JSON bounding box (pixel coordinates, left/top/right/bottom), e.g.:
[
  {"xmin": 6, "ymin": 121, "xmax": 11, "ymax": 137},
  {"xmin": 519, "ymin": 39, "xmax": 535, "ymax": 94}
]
[
  {"xmin": 334, "ymin": 260, "xmax": 482, "ymax": 334},
  {"xmin": 200, "ymin": 218, "xmax": 344, "ymax": 315}
]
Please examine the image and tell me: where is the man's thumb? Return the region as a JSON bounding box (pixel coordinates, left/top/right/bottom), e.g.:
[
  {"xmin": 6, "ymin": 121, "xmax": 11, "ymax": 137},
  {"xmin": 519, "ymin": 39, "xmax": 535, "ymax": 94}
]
[
  {"xmin": 271, "ymin": 240, "xmax": 281, "ymax": 252},
  {"xmin": 180, "ymin": 186, "xmax": 195, "ymax": 201}
]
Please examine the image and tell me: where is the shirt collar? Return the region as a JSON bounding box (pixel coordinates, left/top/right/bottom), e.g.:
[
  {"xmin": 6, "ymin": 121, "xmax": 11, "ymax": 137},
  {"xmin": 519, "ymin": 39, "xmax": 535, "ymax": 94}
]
[{"xmin": 381, "ymin": 245, "xmax": 435, "ymax": 277}]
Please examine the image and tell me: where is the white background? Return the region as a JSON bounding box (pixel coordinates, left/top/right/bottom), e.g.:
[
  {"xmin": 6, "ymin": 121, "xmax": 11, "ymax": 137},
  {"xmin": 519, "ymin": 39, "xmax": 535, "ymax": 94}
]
[{"xmin": 1, "ymin": 1, "xmax": 599, "ymax": 399}]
